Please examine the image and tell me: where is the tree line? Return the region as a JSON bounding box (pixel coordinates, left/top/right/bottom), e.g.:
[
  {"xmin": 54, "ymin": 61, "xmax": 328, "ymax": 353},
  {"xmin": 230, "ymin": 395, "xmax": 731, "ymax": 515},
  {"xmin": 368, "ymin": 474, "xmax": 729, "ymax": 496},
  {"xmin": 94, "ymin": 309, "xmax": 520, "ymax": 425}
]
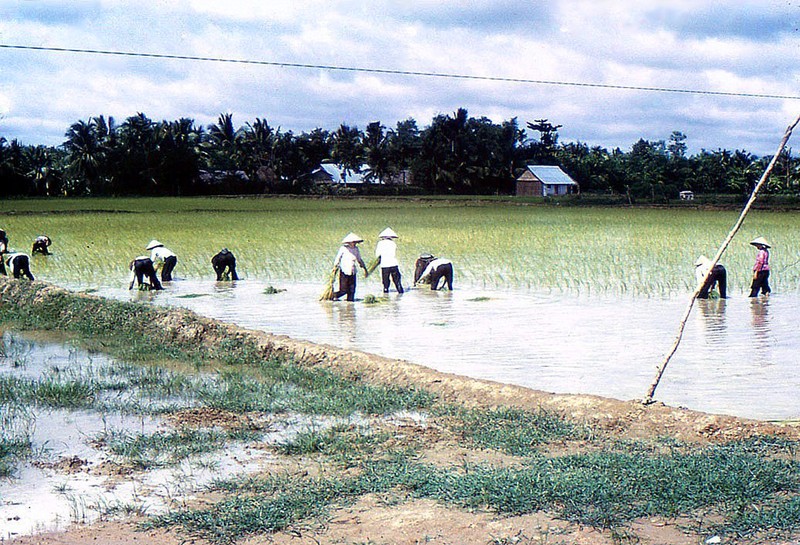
[{"xmin": 1, "ymin": 108, "xmax": 798, "ymax": 199}]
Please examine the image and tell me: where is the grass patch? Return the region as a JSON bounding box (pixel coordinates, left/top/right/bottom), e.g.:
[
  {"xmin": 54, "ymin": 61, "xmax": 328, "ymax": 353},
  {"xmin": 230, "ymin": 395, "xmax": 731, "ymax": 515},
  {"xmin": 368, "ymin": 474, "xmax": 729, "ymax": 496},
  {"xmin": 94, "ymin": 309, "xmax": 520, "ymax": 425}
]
[
  {"xmin": 440, "ymin": 405, "xmax": 586, "ymax": 455},
  {"xmin": 153, "ymin": 438, "xmax": 800, "ymax": 544},
  {"xmin": 100, "ymin": 428, "xmax": 262, "ymax": 469}
]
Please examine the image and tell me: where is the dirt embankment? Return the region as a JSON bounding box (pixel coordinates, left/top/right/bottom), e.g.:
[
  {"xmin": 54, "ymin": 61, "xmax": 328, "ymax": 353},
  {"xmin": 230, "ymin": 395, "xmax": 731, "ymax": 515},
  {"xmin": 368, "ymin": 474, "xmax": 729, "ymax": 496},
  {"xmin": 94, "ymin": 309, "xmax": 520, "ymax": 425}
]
[{"xmin": 0, "ymin": 277, "xmax": 796, "ymax": 445}]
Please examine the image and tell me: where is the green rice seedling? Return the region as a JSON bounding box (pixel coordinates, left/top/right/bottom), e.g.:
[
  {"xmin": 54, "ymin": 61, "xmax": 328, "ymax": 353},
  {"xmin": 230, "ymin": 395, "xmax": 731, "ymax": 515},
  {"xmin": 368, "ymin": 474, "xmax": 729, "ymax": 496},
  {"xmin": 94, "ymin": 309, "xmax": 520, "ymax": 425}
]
[
  {"xmin": 4, "ymin": 196, "xmax": 798, "ymax": 296},
  {"xmin": 262, "ymin": 286, "xmax": 286, "ymax": 295}
]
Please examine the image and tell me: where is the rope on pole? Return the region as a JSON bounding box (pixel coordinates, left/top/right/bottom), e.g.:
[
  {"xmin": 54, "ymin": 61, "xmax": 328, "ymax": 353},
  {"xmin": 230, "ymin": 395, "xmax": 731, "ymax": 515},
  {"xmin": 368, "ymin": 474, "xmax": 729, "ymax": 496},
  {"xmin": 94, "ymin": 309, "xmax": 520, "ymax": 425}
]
[{"xmin": 643, "ymin": 113, "xmax": 800, "ymax": 405}]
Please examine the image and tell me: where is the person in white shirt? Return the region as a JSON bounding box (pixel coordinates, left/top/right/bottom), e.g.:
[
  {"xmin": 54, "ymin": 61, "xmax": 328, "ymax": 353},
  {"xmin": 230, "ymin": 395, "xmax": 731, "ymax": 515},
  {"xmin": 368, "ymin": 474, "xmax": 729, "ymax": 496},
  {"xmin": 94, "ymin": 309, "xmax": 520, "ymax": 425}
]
[
  {"xmin": 414, "ymin": 254, "xmax": 453, "ymax": 291},
  {"xmin": 146, "ymin": 240, "xmax": 178, "ymax": 282},
  {"xmin": 129, "ymin": 256, "xmax": 163, "ymax": 290},
  {"xmin": 333, "ymin": 232, "xmax": 367, "ymax": 301},
  {"xmin": 375, "ymin": 227, "xmax": 404, "ymax": 294},
  {"xmin": 1, "ymin": 252, "xmax": 34, "ymax": 280},
  {"xmin": 694, "ymin": 255, "xmax": 727, "ymax": 299}
]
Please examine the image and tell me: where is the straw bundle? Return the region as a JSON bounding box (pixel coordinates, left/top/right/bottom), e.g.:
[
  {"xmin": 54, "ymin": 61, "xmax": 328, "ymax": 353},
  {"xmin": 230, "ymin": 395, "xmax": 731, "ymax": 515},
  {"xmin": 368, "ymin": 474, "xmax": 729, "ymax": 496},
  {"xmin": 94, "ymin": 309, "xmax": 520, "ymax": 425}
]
[
  {"xmin": 319, "ymin": 266, "xmax": 339, "ymax": 300},
  {"xmin": 365, "ymin": 257, "xmax": 380, "ymax": 277}
]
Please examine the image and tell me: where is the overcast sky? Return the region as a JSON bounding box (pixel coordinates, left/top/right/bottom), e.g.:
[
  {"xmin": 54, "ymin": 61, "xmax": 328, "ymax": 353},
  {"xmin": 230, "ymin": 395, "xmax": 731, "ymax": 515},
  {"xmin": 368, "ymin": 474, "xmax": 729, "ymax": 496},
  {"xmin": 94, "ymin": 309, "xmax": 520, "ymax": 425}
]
[{"xmin": 1, "ymin": 1, "xmax": 799, "ymax": 155}]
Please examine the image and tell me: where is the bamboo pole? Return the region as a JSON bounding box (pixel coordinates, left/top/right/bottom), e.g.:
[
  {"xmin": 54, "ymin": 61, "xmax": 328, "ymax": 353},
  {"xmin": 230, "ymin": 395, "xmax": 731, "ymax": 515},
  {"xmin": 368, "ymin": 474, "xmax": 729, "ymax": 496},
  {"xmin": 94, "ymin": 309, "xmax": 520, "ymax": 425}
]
[{"xmin": 643, "ymin": 113, "xmax": 800, "ymax": 405}]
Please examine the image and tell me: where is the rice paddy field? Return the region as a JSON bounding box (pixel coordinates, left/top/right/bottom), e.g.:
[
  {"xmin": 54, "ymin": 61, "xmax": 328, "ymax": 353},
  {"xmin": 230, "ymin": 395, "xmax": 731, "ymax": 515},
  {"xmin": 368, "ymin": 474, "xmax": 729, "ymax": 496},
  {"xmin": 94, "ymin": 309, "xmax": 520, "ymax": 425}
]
[{"xmin": 1, "ymin": 196, "xmax": 799, "ymax": 420}]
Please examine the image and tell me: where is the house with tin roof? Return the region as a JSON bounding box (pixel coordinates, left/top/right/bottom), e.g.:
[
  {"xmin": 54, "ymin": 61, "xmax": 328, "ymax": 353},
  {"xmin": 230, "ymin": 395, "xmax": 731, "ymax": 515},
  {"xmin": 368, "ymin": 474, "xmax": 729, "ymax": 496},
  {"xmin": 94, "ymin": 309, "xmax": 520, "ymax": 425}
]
[
  {"xmin": 515, "ymin": 165, "xmax": 579, "ymax": 197},
  {"xmin": 310, "ymin": 163, "xmax": 372, "ymax": 185}
]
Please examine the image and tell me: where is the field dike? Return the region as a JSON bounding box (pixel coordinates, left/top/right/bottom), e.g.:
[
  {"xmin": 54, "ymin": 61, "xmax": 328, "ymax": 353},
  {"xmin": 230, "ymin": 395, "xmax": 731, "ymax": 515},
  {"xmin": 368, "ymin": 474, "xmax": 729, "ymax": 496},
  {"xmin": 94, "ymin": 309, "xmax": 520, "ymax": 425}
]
[{"xmin": 0, "ymin": 277, "xmax": 794, "ymax": 444}]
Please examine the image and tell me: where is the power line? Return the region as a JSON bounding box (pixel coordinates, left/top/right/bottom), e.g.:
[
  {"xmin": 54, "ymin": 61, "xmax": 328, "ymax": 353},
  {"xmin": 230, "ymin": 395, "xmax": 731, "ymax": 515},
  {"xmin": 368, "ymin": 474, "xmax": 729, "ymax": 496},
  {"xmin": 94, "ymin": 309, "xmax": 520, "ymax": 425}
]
[{"xmin": 2, "ymin": 42, "xmax": 800, "ymax": 101}]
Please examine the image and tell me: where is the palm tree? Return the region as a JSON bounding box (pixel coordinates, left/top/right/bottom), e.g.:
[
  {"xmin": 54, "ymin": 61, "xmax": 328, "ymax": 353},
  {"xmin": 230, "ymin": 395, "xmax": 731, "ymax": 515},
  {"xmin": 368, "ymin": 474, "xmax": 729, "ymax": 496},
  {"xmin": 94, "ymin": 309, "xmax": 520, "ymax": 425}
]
[
  {"xmin": 206, "ymin": 113, "xmax": 244, "ymax": 170},
  {"xmin": 64, "ymin": 119, "xmax": 106, "ymax": 194}
]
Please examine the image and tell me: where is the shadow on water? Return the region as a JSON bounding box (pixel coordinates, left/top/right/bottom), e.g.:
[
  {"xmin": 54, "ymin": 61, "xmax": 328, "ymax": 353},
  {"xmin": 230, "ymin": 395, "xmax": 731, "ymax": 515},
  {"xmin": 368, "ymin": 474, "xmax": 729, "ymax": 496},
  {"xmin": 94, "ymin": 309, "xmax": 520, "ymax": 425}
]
[{"xmin": 74, "ymin": 279, "xmax": 800, "ymax": 421}]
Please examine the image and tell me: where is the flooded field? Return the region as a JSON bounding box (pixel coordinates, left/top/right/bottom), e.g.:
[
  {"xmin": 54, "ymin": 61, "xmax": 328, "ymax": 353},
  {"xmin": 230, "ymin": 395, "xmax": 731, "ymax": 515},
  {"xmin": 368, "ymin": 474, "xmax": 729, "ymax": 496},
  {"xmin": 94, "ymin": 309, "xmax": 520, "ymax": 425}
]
[
  {"xmin": 0, "ymin": 331, "xmax": 367, "ymax": 539},
  {"xmin": 70, "ymin": 277, "xmax": 800, "ymax": 422},
  {"xmin": 1, "ymin": 198, "xmax": 798, "ymax": 422}
]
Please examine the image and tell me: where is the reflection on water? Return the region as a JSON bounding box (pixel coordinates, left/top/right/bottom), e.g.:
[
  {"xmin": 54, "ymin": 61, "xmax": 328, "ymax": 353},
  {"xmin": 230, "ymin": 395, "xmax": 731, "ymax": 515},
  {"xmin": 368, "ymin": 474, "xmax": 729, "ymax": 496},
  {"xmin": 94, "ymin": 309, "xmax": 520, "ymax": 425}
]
[{"xmin": 72, "ymin": 279, "xmax": 799, "ymax": 421}]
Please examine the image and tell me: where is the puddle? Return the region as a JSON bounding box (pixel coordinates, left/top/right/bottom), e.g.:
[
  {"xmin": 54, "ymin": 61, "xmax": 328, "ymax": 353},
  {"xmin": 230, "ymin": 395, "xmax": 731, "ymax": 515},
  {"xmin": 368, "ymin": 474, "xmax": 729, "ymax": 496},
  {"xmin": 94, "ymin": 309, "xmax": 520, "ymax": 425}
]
[
  {"xmin": 70, "ymin": 279, "xmax": 800, "ymax": 421},
  {"xmin": 0, "ymin": 332, "xmax": 386, "ymax": 539}
]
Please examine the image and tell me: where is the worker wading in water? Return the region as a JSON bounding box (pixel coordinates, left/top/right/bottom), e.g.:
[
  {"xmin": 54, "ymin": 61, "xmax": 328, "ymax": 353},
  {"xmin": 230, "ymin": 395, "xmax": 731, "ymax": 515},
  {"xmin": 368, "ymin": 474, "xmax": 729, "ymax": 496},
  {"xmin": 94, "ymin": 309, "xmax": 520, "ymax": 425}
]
[{"xmin": 332, "ymin": 233, "xmax": 367, "ymax": 301}]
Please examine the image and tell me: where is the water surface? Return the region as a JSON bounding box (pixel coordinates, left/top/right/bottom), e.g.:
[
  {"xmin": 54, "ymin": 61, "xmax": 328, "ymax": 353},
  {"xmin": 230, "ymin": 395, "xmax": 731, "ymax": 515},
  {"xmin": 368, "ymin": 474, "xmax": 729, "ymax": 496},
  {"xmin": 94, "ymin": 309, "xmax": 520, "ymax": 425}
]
[{"xmin": 75, "ymin": 279, "xmax": 800, "ymax": 422}]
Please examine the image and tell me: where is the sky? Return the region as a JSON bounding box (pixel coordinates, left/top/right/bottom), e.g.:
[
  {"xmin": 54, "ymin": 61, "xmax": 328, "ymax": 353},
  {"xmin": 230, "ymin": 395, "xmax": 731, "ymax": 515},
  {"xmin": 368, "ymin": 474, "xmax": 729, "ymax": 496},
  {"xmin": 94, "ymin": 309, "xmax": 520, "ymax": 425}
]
[{"xmin": 0, "ymin": 0, "xmax": 799, "ymax": 156}]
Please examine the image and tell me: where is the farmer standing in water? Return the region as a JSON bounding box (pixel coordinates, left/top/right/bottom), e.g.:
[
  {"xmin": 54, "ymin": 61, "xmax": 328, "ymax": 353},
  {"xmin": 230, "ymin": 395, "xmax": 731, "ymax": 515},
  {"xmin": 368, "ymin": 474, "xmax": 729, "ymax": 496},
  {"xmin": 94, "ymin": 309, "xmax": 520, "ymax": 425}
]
[
  {"xmin": 332, "ymin": 232, "xmax": 367, "ymax": 301},
  {"xmin": 748, "ymin": 237, "xmax": 771, "ymax": 297},
  {"xmin": 375, "ymin": 227, "xmax": 404, "ymax": 294}
]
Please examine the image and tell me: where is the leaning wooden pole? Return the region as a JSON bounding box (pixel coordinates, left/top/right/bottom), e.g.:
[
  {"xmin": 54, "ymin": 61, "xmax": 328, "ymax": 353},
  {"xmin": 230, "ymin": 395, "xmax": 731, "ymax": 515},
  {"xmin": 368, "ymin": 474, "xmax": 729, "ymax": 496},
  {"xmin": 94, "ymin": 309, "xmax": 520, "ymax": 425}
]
[{"xmin": 643, "ymin": 113, "xmax": 800, "ymax": 405}]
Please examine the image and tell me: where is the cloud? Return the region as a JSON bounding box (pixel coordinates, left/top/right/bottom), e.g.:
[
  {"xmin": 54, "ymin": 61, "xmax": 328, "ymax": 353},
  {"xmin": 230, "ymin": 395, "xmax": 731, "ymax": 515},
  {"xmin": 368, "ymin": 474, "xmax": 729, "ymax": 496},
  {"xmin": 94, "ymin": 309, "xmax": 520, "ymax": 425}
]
[{"xmin": 0, "ymin": 1, "xmax": 798, "ymax": 155}]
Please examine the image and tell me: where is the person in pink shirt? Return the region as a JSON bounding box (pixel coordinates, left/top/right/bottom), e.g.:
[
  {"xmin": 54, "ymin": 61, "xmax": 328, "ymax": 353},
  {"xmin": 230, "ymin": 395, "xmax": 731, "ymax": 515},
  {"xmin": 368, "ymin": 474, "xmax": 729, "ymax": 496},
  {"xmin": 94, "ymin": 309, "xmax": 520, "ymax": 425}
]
[{"xmin": 748, "ymin": 237, "xmax": 771, "ymax": 297}]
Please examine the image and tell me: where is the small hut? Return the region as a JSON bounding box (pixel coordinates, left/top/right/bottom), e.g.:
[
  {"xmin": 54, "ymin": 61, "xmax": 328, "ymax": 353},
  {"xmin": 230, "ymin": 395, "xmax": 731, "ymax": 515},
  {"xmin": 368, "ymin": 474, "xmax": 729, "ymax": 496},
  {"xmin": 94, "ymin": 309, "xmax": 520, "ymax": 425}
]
[{"xmin": 515, "ymin": 165, "xmax": 579, "ymax": 197}]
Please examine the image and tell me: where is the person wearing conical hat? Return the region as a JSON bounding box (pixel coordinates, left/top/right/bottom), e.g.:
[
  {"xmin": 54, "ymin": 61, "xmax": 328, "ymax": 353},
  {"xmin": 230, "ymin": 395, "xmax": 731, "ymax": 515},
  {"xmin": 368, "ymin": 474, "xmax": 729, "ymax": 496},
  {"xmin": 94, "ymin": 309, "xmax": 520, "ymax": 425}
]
[
  {"xmin": 375, "ymin": 227, "xmax": 404, "ymax": 294},
  {"xmin": 332, "ymin": 232, "xmax": 367, "ymax": 301},
  {"xmin": 748, "ymin": 237, "xmax": 771, "ymax": 297},
  {"xmin": 146, "ymin": 239, "xmax": 178, "ymax": 282},
  {"xmin": 694, "ymin": 255, "xmax": 727, "ymax": 299}
]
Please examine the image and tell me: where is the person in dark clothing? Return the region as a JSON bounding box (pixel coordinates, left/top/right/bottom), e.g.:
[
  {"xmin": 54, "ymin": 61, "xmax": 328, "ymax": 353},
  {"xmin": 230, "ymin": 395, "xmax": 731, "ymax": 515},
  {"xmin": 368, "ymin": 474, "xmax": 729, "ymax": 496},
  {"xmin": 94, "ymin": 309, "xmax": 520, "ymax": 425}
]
[
  {"xmin": 0, "ymin": 229, "xmax": 8, "ymax": 254},
  {"xmin": 128, "ymin": 256, "xmax": 163, "ymax": 290},
  {"xmin": 211, "ymin": 248, "xmax": 239, "ymax": 281},
  {"xmin": 695, "ymin": 255, "xmax": 727, "ymax": 299},
  {"xmin": 32, "ymin": 235, "xmax": 52, "ymax": 255},
  {"xmin": 413, "ymin": 254, "xmax": 454, "ymax": 291},
  {"xmin": 1, "ymin": 253, "xmax": 34, "ymax": 280}
]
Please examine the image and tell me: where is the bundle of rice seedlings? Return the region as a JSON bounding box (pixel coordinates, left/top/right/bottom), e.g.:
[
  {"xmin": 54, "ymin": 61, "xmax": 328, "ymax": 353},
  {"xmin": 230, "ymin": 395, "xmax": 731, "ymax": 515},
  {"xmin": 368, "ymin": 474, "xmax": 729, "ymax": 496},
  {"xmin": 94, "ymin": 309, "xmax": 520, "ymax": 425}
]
[
  {"xmin": 365, "ymin": 257, "xmax": 380, "ymax": 277},
  {"xmin": 319, "ymin": 266, "xmax": 338, "ymax": 301}
]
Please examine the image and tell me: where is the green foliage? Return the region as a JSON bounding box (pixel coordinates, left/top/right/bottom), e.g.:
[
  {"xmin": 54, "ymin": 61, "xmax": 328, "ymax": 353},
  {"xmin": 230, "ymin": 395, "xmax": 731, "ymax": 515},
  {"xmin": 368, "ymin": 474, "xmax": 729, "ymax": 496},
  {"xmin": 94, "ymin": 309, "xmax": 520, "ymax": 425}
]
[
  {"xmin": 5, "ymin": 108, "xmax": 798, "ymax": 197},
  {"xmin": 3, "ymin": 196, "xmax": 799, "ymax": 296},
  {"xmin": 153, "ymin": 437, "xmax": 800, "ymax": 544},
  {"xmin": 441, "ymin": 406, "xmax": 585, "ymax": 455}
]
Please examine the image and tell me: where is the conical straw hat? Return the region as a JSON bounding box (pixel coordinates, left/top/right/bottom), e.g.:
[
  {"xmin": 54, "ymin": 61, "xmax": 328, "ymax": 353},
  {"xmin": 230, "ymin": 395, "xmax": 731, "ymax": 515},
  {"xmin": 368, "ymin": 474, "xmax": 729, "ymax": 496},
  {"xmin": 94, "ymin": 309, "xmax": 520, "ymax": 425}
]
[
  {"xmin": 379, "ymin": 227, "xmax": 398, "ymax": 239},
  {"xmin": 341, "ymin": 232, "xmax": 363, "ymax": 244},
  {"xmin": 694, "ymin": 255, "xmax": 711, "ymax": 268},
  {"xmin": 749, "ymin": 237, "xmax": 771, "ymax": 248},
  {"xmin": 146, "ymin": 239, "xmax": 164, "ymax": 250}
]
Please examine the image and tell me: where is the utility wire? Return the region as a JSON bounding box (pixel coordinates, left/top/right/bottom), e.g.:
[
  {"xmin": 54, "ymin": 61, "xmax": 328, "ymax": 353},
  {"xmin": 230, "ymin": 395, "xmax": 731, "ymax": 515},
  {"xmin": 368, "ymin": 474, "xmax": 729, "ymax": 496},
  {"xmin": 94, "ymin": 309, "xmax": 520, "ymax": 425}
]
[{"xmin": 2, "ymin": 43, "xmax": 799, "ymax": 101}]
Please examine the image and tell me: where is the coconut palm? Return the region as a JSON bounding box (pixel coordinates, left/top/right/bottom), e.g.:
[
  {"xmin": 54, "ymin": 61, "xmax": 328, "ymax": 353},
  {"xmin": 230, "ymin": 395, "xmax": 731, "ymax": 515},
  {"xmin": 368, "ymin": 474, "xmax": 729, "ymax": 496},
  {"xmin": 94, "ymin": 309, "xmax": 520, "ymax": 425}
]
[{"xmin": 64, "ymin": 119, "xmax": 107, "ymax": 194}]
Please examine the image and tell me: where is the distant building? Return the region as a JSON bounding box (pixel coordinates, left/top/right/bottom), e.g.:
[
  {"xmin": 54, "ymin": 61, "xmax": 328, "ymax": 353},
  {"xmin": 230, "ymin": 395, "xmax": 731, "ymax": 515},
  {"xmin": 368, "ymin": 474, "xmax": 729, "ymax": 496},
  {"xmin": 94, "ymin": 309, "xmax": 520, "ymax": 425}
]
[
  {"xmin": 310, "ymin": 163, "xmax": 373, "ymax": 186},
  {"xmin": 515, "ymin": 165, "xmax": 579, "ymax": 197}
]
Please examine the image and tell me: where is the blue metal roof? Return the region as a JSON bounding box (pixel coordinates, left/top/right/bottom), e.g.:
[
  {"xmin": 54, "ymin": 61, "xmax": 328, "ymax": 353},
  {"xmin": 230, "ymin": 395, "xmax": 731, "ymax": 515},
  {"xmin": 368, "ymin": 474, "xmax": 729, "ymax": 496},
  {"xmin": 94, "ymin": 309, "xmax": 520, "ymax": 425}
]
[
  {"xmin": 524, "ymin": 165, "xmax": 577, "ymax": 185},
  {"xmin": 316, "ymin": 163, "xmax": 369, "ymax": 184}
]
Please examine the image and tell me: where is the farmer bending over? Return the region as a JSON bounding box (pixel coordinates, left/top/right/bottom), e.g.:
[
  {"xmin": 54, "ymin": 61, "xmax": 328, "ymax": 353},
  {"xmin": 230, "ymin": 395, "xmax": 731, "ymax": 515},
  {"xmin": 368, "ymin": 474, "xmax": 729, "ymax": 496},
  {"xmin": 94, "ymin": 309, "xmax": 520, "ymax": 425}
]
[
  {"xmin": 129, "ymin": 256, "xmax": 163, "ymax": 290},
  {"xmin": 32, "ymin": 235, "xmax": 52, "ymax": 255},
  {"xmin": 1, "ymin": 252, "xmax": 34, "ymax": 280},
  {"xmin": 414, "ymin": 254, "xmax": 454, "ymax": 291},
  {"xmin": 694, "ymin": 255, "xmax": 727, "ymax": 299},
  {"xmin": 211, "ymin": 248, "xmax": 239, "ymax": 281}
]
